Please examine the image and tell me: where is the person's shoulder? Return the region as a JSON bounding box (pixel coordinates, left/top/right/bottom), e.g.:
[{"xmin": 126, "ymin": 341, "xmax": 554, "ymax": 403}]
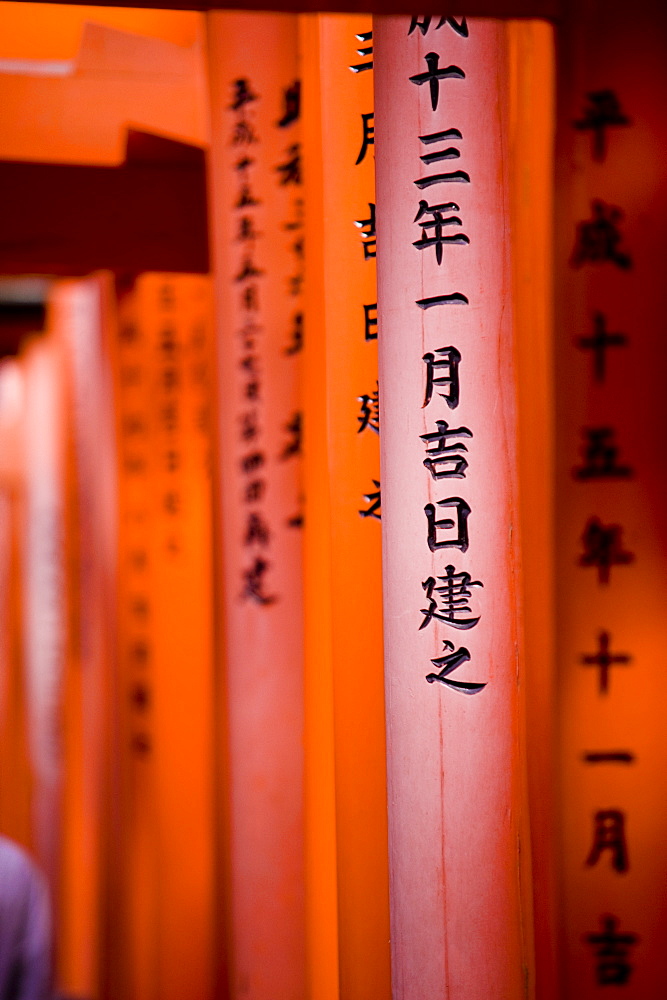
[{"xmin": 0, "ymin": 835, "xmax": 40, "ymax": 887}]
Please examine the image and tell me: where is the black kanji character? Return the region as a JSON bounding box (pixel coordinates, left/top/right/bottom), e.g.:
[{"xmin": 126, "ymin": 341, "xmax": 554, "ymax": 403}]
[
  {"xmin": 357, "ymin": 382, "xmax": 379, "ymax": 434},
  {"xmin": 425, "ymin": 640, "xmax": 486, "ymax": 692},
  {"xmin": 413, "ymin": 200, "xmax": 469, "ymax": 264},
  {"xmin": 234, "ymin": 154, "xmax": 255, "ymax": 174},
  {"xmin": 280, "ymin": 411, "xmax": 302, "ymax": 459},
  {"xmin": 122, "ymin": 414, "xmax": 145, "ymax": 436},
  {"xmin": 288, "ymin": 271, "xmax": 304, "ymax": 296},
  {"xmin": 349, "ymin": 30, "xmax": 373, "ymax": 73},
  {"xmin": 577, "ymin": 311, "xmax": 627, "ymax": 383},
  {"xmin": 164, "ymin": 450, "xmax": 179, "ymax": 472},
  {"xmin": 276, "ymin": 143, "xmax": 301, "ymax": 185},
  {"xmin": 129, "ymin": 639, "xmax": 150, "ymax": 665},
  {"xmin": 420, "ymin": 420, "xmax": 471, "ymax": 478},
  {"xmin": 574, "ymin": 90, "xmax": 630, "ymax": 162},
  {"xmin": 229, "ymin": 78, "xmax": 259, "ymax": 110},
  {"xmin": 409, "ymin": 53, "xmax": 465, "ymax": 112},
  {"xmin": 232, "ymin": 118, "xmax": 259, "ymax": 146},
  {"xmin": 239, "ymin": 411, "xmax": 259, "ymax": 442},
  {"xmin": 423, "ymin": 347, "xmax": 461, "ymax": 408},
  {"xmin": 284, "ymin": 312, "xmax": 303, "ymax": 355},
  {"xmin": 425, "ymin": 497, "xmax": 471, "ymax": 552},
  {"xmin": 586, "ymin": 810, "xmax": 629, "ymax": 873},
  {"xmin": 241, "ymin": 452, "xmax": 265, "ymax": 474},
  {"xmin": 241, "ymin": 557, "xmax": 276, "ymax": 605},
  {"xmin": 408, "ymin": 15, "xmax": 468, "ymax": 37},
  {"xmin": 420, "ymin": 566, "xmax": 483, "ymax": 630},
  {"xmin": 363, "ymin": 303, "xmax": 378, "ymax": 341},
  {"xmin": 236, "ymin": 184, "xmax": 261, "ymax": 209},
  {"xmin": 237, "ymin": 215, "xmax": 261, "ymax": 242},
  {"xmin": 163, "ymin": 491, "xmax": 180, "ymax": 515},
  {"xmin": 277, "ymin": 80, "xmax": 300, "ymax": 127},
  {"xmin": 415, "ymin": 128, "xmax": 469, "ymax": 189},
  {"xmin": 416, "ymin": 292, "xmax": 469, "ymax": 310},
  {"xmin": 241, "ymin": 285, "xmax": 259, "ymax": 311},
  {"xmin": 581, "ymin": 630, "xmax": 631, "ymax": 695},
  {"xmin": 573, "ymin": 427, "xmax": 632, "ymax": 480},
  {"xmin": 244, "ymin": 511, "xmax": 270, "ymax": 546},
  {"xmin": 584, "ymin": 915, "xmax": 638, "ymax": 986},
  {"xmin": 354, "ymin": 203, "xmax": 376, "ymax": 259},
  {"xmin": 583, "ymin": 751, "xmax": 635, "ymax": 764},
  {"xmin": 570, "ymin": 200, "xmax": 632, "ymax": 270},
  {"xmin": 359, "ymin": 480, "xmax": 381, "ymax": 519},
  {"xmin": 235, "ymin": 257, "xmax": 264, "ymax": 283},
  {"xmin": 244, "ymin": 479, "xmax": 265, "ymax": 502},
  {"xmin": 130, "ymin": 682, "xmax": 150, "ymax": 711},
  {"xmin": 356, "ymin": 112, "xmax": 375, "ymax": 166},
  {"xmin": 579, "ymin": 516, "xmax": 634, "ymax": 584},
  {"xmin": 283, "ymin": 197, "xmax": 304, "ymax": 231}
]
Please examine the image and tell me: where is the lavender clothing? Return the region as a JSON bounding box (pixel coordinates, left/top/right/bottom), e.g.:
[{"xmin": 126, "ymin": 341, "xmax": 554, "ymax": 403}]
[{"xmin": 0, "ymin": 837, "xmax": 50, "ymax": 1000}]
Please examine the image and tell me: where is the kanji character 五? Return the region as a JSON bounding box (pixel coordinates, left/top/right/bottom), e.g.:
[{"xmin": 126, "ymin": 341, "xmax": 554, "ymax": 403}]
[{"xmin": 573, "ymin": 427, "xmax": 632, "ymax": 480}]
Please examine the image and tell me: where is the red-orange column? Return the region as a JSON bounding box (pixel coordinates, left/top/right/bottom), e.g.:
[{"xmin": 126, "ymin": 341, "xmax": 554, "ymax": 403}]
[
  {"xmin": 19, "ymin": 335, "xmax": 68, "ymax": 899},
  {"xmin": 299, "ymin": 15, "xmax": 390, "ymax": 1000},
  {"xmin": 0, "ymin": 363, "xmax": 33, "ymax": 853},
  {"xmin": 374, "ymin": 17, "xmax": 534, "ymax": 997},
  {"xmin": 507, "ymin": 21, "xmax": 559, "ymax": 1000},
  {"xmin": 207, "ymin": 15, "xmax": 306, "ymax": 998},
  {"xmin": 50, "ymin": 277, "xmax": 116, "ymax": 999},
  {"xmin": 106, "ymin": 274, "xmax": 217, "ymax": 1000},
  {"xmin": 554, "ymin": 3, "xmax": 667, "ymax": 996}
]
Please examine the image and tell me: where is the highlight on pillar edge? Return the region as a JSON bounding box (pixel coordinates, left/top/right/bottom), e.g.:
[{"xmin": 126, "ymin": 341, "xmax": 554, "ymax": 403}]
[{"xmin": 0, "ymin": 0, "xmax": 664, "ymax": 998}]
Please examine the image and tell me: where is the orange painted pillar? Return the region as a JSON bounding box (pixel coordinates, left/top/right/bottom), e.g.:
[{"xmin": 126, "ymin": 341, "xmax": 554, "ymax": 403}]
[
  {"xmin": 0, "ymin": 362, "xmax": 33, "ymax": 853},
  {"xmin": 374, "ymin": 16, "xmax": 534, "ymax": 997},
  {"xmin": 206, "ymin": 15, "xmax": 306, "ymax": 996},
  {"xmin": 554, "ymin": 1, "xmax": 667, "ymax": 995},
  {"xmin": 50, "ymin": 277, "xmax": 116, "ymax": 998},
  {"xmin": 106, "ymin": 274, "xmax": 217, "ymax": 1000},
  {"xmin": 507, "ymin": 21, "xmax": 559, "ymax": 1000},
  {"xmin": 299, "ymin": 15, "xmax": 390, "ymax": 1000},
  {"xmin": 19, "ymin": 335, "xmax": 67, "ymax": 898}
]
